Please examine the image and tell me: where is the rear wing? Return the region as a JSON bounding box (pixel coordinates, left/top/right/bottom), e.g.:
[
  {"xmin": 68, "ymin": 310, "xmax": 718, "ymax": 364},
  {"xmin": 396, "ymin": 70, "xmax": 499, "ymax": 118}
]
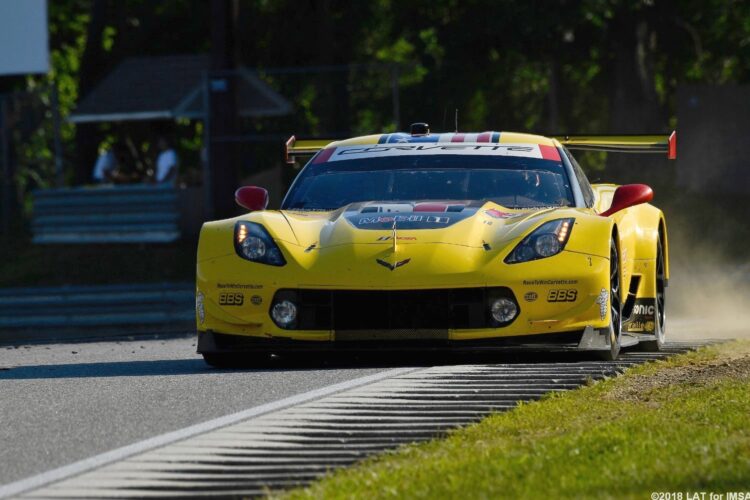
[
  {"xmin": 285, "ymin": 136, "xmax": 335, "ymax": 164},
  {"xmin": 284, "ymin": 130, "xmax": 678, "ymax": 164},
  {"xmin": 554, "ymin": 131, "xmax": 676, "ymax": 160}
]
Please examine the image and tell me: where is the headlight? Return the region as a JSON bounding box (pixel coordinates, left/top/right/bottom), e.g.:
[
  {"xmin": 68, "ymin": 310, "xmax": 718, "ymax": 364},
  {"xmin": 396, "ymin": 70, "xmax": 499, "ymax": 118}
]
[
  {"xmin": 505, "ymin": 218, "xmax": 574, "ymax": 264},
  {"xmin": 234, "ymin": 221, "xmax": 286, "ymax": 266},
  {"xmin": 271, "ymin": 300, "xmax": 298, "ymax": 328},
  {"xmin": 490, "ymin": 298, "xmax": 518, "ymax": 324}
]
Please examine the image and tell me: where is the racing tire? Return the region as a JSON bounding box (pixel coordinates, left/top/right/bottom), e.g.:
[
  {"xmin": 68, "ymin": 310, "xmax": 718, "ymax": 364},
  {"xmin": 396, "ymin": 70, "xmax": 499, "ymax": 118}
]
[
  {"xmin": 597, "ymin": 239, "xmax": 622, "ymax": 361},
  {"xmin": 638, "ymin": 236, "xmax": 666, "ymax": 352}
]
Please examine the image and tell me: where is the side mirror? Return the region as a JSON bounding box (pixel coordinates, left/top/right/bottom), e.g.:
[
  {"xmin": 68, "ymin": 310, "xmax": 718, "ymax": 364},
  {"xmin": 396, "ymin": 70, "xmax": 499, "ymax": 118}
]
[
  {"xmin": 600, "ymin": 184, "xmax": 653, "ymax": 217},
  {"xmin": 235, "ymin": 186, "xmax": 269, "ymax": 212}
]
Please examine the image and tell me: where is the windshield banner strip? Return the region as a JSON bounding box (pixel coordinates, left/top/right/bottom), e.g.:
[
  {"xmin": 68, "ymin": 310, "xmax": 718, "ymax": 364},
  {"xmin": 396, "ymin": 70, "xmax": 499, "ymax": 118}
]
[{"xmin": 324, "ymin": 143, "xmax": 544, "ymax": 162}]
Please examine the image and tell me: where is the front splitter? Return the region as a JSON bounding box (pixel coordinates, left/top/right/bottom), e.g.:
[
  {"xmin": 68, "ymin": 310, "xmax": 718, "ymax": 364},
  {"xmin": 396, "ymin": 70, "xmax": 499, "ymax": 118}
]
[{"xmin": 197, "ymin": 329, "xmax": 590, "ymax": 354}]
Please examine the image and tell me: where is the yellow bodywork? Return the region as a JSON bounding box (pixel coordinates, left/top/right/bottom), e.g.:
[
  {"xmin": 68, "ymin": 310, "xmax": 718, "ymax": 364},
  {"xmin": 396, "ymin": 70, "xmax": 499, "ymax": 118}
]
[
  {"xmin": 196, "ymin": 203, "xmax": 666, "ymax": 343},
  {"xmin": 198, "ymin": 132, "xmax": 669, "ymax": 346}
]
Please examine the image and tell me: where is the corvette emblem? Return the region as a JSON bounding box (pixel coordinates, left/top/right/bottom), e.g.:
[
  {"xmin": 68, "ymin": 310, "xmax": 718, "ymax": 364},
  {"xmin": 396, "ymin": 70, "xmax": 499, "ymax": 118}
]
[{"xmin": 376, "ymin": 258, "xmax": 411, "ymax": 271}]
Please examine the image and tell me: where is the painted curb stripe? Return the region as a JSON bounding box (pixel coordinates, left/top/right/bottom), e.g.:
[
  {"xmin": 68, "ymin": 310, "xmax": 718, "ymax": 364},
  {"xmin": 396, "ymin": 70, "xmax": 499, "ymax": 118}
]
[{"xmin": 0, "ymin": 367, "xmax": 418, "ymax": 499}]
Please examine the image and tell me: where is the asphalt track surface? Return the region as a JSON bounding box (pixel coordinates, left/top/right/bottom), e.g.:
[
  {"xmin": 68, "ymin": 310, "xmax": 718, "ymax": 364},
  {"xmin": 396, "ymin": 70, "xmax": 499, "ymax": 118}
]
[
  {"xmin": 0, "ymin": 334, "xmax": 710, "ymax": 498},
  {"xmin": 0, "ymin": 335, "xmax": 392, "ymax": 487}
]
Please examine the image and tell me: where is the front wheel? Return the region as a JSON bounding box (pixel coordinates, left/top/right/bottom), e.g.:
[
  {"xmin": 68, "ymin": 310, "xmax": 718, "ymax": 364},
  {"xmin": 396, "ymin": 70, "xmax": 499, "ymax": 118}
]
[{"xmin": 597, "ymin": 239, "xmax": 622, "ymax": 361}]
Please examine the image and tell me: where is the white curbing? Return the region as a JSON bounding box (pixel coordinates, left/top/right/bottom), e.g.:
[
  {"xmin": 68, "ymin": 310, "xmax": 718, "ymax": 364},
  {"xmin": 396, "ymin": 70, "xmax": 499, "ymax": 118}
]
[{"xmin": 0, "ymin": 366, "xmax": 418, "ymax": 499}]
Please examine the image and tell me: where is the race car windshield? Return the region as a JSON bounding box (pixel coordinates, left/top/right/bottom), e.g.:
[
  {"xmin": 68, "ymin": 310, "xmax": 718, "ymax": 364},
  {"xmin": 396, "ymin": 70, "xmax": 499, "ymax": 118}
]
[{"xmin": 282, "ymin": 153, "xmax": 574, "ymax": 211}]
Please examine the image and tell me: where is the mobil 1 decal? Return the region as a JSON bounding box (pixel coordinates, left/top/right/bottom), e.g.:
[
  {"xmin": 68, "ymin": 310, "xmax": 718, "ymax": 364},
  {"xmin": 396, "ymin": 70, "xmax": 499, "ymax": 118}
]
[
  {"xmin": 623, "ymin": 298, "xmax": 657, "ymax": 333},
  {"xmin": 347, "ymin": 208, "xmax": 478, "ymax": 230}
]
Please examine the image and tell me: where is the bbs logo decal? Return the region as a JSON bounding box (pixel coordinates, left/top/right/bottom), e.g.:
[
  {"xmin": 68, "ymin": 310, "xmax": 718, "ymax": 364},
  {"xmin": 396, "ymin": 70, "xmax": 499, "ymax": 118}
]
[
  {"xmin": 219, "ymin": 292, "xmax": 244, "ymax": 306},
  {"xmin": 547, "ymin": 289, "xmax": 577, "ymax": 302}
]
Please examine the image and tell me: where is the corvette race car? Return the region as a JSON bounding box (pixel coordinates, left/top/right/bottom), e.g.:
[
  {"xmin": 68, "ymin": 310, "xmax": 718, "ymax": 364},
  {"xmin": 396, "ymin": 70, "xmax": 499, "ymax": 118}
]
[{"xmin": 196, "ymin": 123, "xmax": 675, "ymax": 365}]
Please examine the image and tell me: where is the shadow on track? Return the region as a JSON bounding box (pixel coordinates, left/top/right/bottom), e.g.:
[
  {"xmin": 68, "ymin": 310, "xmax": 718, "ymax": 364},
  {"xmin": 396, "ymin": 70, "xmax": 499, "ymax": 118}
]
[
  {"xmin": 0, "ymin": 348, "xmax": 619, "ymax": 380},
  {"xmin": 0, "ymin": 358, "xmax": 215, "ymax": 379}
]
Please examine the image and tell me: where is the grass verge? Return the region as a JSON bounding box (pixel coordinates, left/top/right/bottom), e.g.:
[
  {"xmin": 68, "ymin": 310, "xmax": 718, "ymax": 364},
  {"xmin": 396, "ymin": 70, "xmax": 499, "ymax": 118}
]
[{"xmin": 279, "ymin": 342, "xmax": 750, "ymax": 499}]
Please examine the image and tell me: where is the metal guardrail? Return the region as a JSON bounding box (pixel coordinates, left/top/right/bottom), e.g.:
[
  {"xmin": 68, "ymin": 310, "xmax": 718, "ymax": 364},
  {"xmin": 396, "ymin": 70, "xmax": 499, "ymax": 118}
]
[
  {"xmin": 0, "ymin": 283, "xmax": 194, "ymax": 340},
  {"xmin": 32, "ymin": 185, "xmax": 181, "ymax": 244}
]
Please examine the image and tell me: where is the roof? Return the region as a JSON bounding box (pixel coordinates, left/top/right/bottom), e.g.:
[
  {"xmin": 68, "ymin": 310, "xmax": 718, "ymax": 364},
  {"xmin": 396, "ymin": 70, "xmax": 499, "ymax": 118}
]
[
  {"xmin": 69, "ymin": 54, "xmax": 292, "ymax": 123},
  {"xmin": 285, "ymin": 131, "xmax": 563, "ymax": 165},
  {"xmin": 302, "ymin": 132, "xmax": 563, "ymax": 164},
  {"xmin": 330, "ymin": 131, "xmax": 558, "ymax": 148}
]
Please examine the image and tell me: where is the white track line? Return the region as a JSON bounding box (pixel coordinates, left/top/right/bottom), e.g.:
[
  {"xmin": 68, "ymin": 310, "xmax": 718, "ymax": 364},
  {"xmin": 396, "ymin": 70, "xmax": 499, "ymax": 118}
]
[{"xmin": 0, "ymin": 367, "xmax": 418, "ymax": 499}]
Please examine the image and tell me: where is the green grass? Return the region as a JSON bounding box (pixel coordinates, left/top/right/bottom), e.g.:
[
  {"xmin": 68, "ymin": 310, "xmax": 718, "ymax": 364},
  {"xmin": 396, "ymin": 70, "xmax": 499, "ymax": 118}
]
[
  {"xmin": 0, "ymin": 238, "xmax": 197, "ymax": 287},
  {"xmin": 280, "ymin": 343, "xmax": 750, "ymax": 499}
]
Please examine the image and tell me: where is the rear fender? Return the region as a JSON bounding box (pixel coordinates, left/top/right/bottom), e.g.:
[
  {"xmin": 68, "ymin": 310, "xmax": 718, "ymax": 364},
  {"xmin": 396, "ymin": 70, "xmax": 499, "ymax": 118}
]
[{"xmin": 618, "ymin": 203, "xmax": 667, "ymax": 298}]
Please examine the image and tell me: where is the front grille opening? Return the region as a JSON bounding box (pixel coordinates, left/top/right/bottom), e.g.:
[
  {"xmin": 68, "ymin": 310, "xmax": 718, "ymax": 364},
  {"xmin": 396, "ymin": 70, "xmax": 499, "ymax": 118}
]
[{"xmin": 272, "ymin": 288, "xmax": 518, "ymax": 330}]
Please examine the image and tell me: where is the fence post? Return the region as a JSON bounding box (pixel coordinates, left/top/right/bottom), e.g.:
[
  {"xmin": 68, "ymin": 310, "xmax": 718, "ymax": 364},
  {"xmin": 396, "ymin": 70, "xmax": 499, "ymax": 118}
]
[
  {"xmin": 202, "ymin": 72, "xmax": 213, "ymax": 221},
  {"xmin": 1, "ymin": 97, "xmax": 10, "ymax": 238},
  {"xmin": 50, "ymin": 82, "xmax": 64, "ymax": 187}
]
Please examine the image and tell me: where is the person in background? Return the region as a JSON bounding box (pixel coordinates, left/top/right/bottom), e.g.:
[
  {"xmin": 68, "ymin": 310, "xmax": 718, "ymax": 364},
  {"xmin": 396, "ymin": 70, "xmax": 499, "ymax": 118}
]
[
  {"xmin": 154, "ymin": 136, "xmax": 179, "ymax": 185},
  {"xmin": 91, "ymin": 143, "xmax": 118, "ymax": 183}
]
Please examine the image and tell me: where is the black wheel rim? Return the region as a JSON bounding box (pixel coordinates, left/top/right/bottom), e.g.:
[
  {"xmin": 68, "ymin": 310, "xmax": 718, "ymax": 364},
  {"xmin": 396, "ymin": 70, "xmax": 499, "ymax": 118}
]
[{"xmin": 610, "ymin": 242, "xmax": 622, "ymax": 346}]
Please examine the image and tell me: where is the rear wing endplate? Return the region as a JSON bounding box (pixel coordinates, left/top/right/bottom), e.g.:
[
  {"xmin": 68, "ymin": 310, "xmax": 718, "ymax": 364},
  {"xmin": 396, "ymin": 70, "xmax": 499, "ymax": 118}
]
[
  {"xmin": 285, "ymin": 136, "xmax": 336, "ymax": 164},
  {"xmin": 554, "ymin": 131, "xmax": 676, "ymax": 160}
]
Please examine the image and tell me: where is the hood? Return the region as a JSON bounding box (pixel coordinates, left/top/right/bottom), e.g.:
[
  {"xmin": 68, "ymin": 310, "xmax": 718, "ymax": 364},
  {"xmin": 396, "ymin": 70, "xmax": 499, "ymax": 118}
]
[
  {"xmin": 276, "ymin": 201, "xmax": 558, "ymax": 250},
  {"xmin": 219, "ymin": 201, "xmax": 599, "ymax": 287}
]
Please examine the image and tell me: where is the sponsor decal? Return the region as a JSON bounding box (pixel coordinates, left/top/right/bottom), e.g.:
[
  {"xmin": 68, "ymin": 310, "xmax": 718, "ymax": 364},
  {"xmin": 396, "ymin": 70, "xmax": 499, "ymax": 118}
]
[
  {"xmin": 347, "ymin": 207, "xmax": 478, "ymax": 230},
  {"xmin": 595, "ymin": 288, "xmax": 609, "ymax": 321},
  {"xmin": 628, "ymin": 321, "xmax": 645, "ymax": 332},
  {"xmin": 523, "ymin": 279, "xmax": 578, "ymax": 286},
  {"xmin": 359, "ymin": 215, "xmax": 450, "ymax": 225},
  {"xmin": 219, "ymin": 292, "xmax": 244, "ymax": 306},
  {"xmin": 196, "ymin": 291, "xmax": 205, "ymax": 324},
  {"xmin": 524, "ymin": 291, "xmax": 538, "ymax": 302},
  {"xmin": 376, "ymin": 258, "xmax": 411, "ymax": 271},
  {"xmin": 484, "ymin": 209, "xmax": 514, "ymax": 219},
  {"xmin": 217, "ymin": 283, "xmax": 263, "ymax": 290},
  {"xmin": 251, "ymin": 295, "xmax": 263, "ymax": 306},
  {"xmin": 327, "ymin": 144, "xmax": 541, "ymax": 162},
  {"xmin": 633, "ymin": 303, "xmax": 656, "ymax": 315},
  {"xmin": 547, "ymin": 289, "xmax": 577, "ymax": 302},
  {"xmin": 624, "ymin": 298, "xmax": 657, "ymax": 333},
  {"xmin": 624, "ymin": 320, "xmax": 655, "ymax": 333},
  {"xmin": 376, "ymin": 236, "xmax": 417, "ymax": 241}
]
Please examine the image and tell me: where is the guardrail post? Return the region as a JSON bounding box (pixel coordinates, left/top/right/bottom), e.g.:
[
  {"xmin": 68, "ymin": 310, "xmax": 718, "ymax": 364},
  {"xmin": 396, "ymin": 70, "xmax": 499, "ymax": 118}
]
[
  {"xmin": 51, "ymin": 82, "xmax": 65, "ymax": 187},
  {"xmin": 1, "ymin": 96, "xmax": 10, "ymax": 238}
]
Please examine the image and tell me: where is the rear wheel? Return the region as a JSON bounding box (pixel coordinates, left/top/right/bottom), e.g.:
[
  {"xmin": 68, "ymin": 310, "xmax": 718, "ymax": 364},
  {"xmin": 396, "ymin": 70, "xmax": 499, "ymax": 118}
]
[
  {"xmin": 597, "ymin": 239, "xmax": 622, "ymax": 361},
  {"xmin": 639, "ymin": 236, "xmax": 666, "ymax": 351}
]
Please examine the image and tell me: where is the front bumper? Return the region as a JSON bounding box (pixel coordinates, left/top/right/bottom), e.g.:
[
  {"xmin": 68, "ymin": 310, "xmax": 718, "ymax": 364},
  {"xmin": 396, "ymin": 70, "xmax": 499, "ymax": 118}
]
[{"xmin": 196, "ymin": 249, "xmax": 611, "ymax": 343}]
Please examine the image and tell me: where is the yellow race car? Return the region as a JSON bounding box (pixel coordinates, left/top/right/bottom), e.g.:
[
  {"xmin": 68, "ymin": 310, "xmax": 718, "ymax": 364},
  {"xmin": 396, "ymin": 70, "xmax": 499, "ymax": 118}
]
[{"xmin": 196, "ymin": 124, "xmax": 676, "ymax": 365}]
